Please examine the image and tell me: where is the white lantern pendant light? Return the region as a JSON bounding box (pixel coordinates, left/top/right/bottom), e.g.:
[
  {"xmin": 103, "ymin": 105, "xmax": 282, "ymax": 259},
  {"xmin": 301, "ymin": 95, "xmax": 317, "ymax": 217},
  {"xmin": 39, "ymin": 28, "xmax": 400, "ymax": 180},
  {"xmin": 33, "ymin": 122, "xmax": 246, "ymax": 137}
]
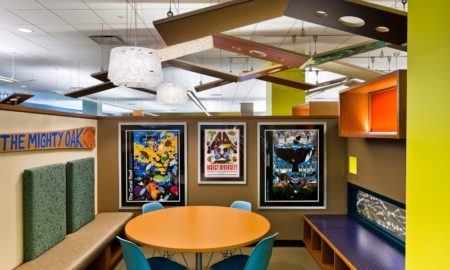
[
  {"xmin": 108, "ymin": 0, "xmax": 163, "ymax": 89},
  {"xmin": 108, "ymin": 46, "xmax": 163, "ymax": 88},
  {"xmin": 156, "ymin": 82, "xmax": 188, "ymax": 105}
]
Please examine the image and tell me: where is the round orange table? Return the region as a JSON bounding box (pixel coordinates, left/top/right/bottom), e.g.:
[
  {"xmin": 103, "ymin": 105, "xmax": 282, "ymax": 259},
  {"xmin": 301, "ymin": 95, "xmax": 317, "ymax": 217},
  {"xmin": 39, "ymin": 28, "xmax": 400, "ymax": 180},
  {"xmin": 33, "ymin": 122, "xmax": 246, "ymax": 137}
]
[{"xmin": 125, "ymin": 206, "xmax": 271, "ymax": 270}]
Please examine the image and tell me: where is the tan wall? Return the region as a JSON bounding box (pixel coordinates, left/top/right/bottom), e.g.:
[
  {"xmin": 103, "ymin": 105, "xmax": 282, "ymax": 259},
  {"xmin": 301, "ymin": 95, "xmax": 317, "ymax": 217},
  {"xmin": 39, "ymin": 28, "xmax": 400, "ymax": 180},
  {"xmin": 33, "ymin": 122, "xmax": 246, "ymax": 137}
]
[
  {"xmin": 0, "ymin": 110, "xmax": 97, "ymax": 270},
  {"xmin": 347, "ymin": 138, "xmax": 406, "ymax": 203},
  {"xmin": 97, "ymin": 117, "xmax": 347, "ymax": 240}
]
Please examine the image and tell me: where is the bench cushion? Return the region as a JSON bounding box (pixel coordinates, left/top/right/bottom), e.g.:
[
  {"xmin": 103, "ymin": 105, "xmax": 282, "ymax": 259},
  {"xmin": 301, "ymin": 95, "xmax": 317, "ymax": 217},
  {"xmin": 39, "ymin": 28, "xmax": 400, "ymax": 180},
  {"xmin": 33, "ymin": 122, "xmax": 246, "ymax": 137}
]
[
  {"xmin": 67, "ymin": 158, "xmax": 95, "ymax": 233},
  {"xmin": 17, "ymin": 212, "xmax": 134, "ymax": 270},
  {"xmin": 23, "ymin": 164, "xmax": 66, "ymax": 261}
]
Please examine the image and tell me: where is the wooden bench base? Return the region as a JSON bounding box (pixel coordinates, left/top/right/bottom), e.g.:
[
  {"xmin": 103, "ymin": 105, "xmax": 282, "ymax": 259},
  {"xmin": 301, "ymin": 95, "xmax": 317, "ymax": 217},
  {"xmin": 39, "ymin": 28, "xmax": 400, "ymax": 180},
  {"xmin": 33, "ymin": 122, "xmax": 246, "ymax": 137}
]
[{"xmin": 16, "ymin": 212, "xmax": 134, "ymax": 270}]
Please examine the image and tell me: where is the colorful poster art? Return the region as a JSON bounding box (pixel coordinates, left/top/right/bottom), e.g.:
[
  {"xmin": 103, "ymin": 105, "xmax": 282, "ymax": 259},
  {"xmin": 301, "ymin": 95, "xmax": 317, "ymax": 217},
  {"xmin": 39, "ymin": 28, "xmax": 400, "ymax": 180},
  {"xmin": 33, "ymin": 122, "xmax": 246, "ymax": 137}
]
[
  {"xmin": 119, "ymin": 123, "xmax": 186, "ymax": 208},
  {"xmin": 198, "ymin": 123, "xmax": 246, "ymax": 184},
  {"xmin": 258, "ymin": 123, "xmax": 326, "ymax": 209}
]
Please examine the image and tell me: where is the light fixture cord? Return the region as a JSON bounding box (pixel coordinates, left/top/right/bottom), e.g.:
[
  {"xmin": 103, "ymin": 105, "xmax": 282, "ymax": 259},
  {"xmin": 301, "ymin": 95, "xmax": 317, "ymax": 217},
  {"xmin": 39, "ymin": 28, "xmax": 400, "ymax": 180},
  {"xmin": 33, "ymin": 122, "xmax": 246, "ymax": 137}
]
[
  {"xmin": 11, "ymin": 52, "xmax": 15, "ymax": 79},
  {"xmin": 387, "ymin": 55, "xmax": 392, "ymax": 72},
  {"xmin": 313, "ymin": 35, "xmax": 318, "ymax": 56},
  {"xmin": 101, "ymin": 23, "xmax": 104, "ymax": 71},
  {"xmin": 134, "ymin": 0, "xmax": 137, "ymax": 47},
  {"xmin": 401, "ymin": 0, "xmax": 407, "ymax": 11}
]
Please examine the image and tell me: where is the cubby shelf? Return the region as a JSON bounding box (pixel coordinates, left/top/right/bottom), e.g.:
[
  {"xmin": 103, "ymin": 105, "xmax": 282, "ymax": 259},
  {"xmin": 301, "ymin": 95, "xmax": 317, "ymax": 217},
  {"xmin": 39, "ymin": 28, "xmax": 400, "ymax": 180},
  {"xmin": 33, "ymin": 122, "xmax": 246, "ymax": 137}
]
[
  {"xmin": 339, "ymin": 70, "xmax": 406, "ymax": 139},
  {"xmin": 303, "ymin": 217, "xmax": 353, "ymax": 270}
]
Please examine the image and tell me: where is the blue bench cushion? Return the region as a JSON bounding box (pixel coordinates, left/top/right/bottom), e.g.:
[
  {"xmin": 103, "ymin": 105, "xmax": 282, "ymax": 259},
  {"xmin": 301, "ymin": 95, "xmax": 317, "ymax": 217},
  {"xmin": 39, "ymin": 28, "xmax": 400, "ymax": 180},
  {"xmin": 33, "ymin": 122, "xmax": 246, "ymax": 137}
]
[
  {"xmin": 23, "ymin": 164, "xmax": 66, "ymax": 261},
  {"xmin": 66, "ymin": 158, "xmax": 95, "ymax": 233}
]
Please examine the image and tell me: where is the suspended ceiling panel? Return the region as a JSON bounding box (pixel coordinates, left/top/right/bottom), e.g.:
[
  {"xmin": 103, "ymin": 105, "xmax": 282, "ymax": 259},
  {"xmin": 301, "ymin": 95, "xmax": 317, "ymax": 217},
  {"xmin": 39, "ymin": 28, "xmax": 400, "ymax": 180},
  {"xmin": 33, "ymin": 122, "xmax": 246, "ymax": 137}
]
[
  {"xmin": 317, "ymin": 60, "xmax": 384, "ymax": 81},
  {"xmin": 153, "ymin": 0, "xmax": 290, "ymax": 45},
  {"xmin": 213, "ymin": 33, "xmax": 310, "ymax": 68},
  {"xmin": 284, "ymin": 0, "xmax": 407, "ymax": 45}
]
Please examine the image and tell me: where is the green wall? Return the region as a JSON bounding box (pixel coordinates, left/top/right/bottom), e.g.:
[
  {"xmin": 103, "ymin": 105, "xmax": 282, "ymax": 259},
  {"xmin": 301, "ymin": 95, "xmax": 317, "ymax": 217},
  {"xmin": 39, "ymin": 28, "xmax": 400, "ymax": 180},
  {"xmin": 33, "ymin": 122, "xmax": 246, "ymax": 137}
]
[
  {"xmin": 266, "ymin": 68, "xmax": 305, "ymax": 115},
  {"xmin": 407, "ymin": 1, "xmax": 450, "ymax": 269}
]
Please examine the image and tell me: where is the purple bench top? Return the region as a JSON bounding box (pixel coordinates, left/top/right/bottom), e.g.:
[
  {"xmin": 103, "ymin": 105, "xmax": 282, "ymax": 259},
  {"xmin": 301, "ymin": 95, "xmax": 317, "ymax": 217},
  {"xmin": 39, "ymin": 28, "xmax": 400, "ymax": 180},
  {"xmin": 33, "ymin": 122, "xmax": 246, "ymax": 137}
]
[{"xmin": 305, "ymin": 214, "xmax": 405, "ymax": 270}]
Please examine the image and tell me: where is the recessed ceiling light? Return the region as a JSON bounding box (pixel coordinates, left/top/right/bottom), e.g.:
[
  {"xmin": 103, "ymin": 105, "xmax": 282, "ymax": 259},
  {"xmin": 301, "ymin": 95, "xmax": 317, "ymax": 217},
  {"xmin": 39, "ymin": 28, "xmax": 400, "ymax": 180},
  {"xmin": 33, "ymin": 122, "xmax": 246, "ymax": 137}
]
[
  {"xmin": 375, "ymin": 26, "xmax": 390, "ymax": 33},
  {"xmin": 231, "ymin": 46, "xmax": 242, "ymax": 51},
  {"xmin": 20, "ymin": 85, "xmax": 27, "ymax": 88},
  {"xmin": 18, "ymin": 27, "xmax": 33, "ymax": 33},
  {"xmin": 338, "ymin": 16, "xmax": 365, "ymax": 28},
  {"xmin": 315, "ymin": 11, "xmax": 328, "ymax": 18}
]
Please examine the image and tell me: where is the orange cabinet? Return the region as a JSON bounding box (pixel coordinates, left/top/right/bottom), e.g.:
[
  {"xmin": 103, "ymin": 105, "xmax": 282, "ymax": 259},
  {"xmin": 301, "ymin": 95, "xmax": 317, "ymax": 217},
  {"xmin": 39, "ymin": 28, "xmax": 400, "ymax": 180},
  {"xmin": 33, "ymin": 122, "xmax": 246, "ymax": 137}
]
[{"xmin": 339, "ymin": 70, "xmax": 406, "ymax": 139}]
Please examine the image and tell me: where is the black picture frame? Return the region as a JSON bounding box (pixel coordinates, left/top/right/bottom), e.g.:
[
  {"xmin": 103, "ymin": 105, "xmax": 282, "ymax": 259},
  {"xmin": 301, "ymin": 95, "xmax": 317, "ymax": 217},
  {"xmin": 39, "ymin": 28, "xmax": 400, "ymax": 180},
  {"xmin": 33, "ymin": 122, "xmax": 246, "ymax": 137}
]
[
  {"xmin": 198, "ymin": 122, "xmax": 246, "ymax": 184},
  {"xmin": 119, "ymin": 122, "xmax": 187, "ymax": 209},
  {"xmin": 258, "ymin": 122, "xmax": 326, "ymax": 209}
]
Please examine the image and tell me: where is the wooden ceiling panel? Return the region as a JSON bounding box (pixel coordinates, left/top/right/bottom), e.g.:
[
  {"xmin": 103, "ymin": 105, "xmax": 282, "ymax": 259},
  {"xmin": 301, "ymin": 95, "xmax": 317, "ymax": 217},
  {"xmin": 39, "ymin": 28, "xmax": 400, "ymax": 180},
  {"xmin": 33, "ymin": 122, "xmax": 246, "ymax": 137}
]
[
  {"xmin": 166, "ymin": 59, "xmax": 240, "ymax": 82},
  {"xmin": 194, "ymin": 79, "xmax": 232, "ymax": 92},
  {"xmin": 285, "ymin": 0, "xmax": 407, "ymax": 45},
  {"xmin": 317, "ymin": 60, "xmax": 384, "ymax": 81},
  {"xmin": 65, "ymin": 82, "xmax": 116, "ymax": 98},
  {"xmin": 258, "ymin": 75, "xmax": 315, "ymax": 90},
  {"xmin": 153, "ymin": 0, "xmax": 290, "ymax": 45},
  {"xmin": 213, "ymin": 34, "xmax": 310, "ymax": 68},
  {"xmin": 239, "ymin": 64, "xmax": 287, "ymax": 82}
]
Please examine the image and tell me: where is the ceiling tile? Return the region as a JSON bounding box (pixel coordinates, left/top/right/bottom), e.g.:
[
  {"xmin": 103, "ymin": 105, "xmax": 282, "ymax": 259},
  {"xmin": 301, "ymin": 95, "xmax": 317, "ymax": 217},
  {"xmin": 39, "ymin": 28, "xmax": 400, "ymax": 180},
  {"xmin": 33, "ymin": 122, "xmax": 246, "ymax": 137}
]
[
  {"xmin": 12, "ymin": 9, "xmax": 66, "ymax": 24},
  {"xmin": 53, "ymin": 9, "xmax": 103, "ymax": 24}
]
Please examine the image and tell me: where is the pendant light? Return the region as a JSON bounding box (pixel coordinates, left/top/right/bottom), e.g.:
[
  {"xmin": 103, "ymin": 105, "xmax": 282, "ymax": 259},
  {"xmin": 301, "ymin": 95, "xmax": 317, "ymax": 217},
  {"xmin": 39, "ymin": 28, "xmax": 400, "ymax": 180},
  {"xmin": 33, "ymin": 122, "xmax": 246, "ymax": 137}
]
[{"xmin": 108, "ymin": 0, "xmax": 163, "ymax": 89}]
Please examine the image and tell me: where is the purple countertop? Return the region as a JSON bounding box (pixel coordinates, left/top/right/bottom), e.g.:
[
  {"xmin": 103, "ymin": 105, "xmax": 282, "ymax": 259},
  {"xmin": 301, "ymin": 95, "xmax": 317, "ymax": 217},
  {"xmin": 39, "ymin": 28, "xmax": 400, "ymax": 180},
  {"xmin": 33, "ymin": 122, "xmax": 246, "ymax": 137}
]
[{"xmin": 305, "ymin": 214, "xmax": 405, "ymax": 270}]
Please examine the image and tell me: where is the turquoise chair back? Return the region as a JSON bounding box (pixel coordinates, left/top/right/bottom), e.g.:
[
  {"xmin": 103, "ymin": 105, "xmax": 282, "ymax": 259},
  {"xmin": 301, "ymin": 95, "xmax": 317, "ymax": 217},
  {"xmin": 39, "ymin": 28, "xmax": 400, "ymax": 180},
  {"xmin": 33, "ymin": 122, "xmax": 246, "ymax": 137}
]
[
  {"xmin": 244, "ymin": 233, "xmax": 278, "ymax": 270},
  {"xmin": 117, "ymin": 236, "xmax": 151, "ymax": 270},
  {"xmin": 230, "ymin": 200, "xmax": 252, "ymax": 212},
  {"xmin": 142, "ymin": 202, "xmax": 164, "ymax": 214}
]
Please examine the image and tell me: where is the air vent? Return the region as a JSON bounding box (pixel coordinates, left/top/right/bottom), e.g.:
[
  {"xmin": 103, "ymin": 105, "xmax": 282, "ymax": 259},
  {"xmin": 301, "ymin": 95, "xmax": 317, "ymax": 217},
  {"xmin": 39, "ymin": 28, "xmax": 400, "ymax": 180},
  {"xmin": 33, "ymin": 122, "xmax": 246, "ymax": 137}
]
[{"xmin": 89, "ymin": 35, "xmax": 127, "ymax": 46}]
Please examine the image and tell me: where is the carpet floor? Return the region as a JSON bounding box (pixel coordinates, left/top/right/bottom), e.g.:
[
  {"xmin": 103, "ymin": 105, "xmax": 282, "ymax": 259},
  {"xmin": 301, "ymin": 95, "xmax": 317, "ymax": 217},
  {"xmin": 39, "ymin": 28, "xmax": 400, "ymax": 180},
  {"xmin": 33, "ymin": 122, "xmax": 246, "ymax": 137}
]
[{"xmin": 114, "ymin": 246, "xmax": 321, "ymax": 270}]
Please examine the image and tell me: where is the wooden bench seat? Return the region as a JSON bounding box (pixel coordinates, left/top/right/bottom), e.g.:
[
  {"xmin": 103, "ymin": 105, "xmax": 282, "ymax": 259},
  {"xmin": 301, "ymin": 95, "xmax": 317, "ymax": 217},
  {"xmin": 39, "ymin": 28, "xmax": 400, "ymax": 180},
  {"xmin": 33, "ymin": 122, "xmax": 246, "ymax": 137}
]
[
  {"xmin": 16, "ymin": 212, "xmax": 133, "ymax": 270},
  {"xmin": 304, "ymin": 214, "xmax": 405, "ymax": 270}
]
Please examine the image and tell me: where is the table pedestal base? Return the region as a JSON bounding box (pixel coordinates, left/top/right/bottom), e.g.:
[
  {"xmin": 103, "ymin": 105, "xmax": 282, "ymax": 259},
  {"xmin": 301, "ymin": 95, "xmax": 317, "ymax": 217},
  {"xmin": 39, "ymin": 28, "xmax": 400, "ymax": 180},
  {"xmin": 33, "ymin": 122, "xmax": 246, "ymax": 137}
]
[{"xmin": 196, "ymin": 252, "xmax": 202, "ymax": 270}]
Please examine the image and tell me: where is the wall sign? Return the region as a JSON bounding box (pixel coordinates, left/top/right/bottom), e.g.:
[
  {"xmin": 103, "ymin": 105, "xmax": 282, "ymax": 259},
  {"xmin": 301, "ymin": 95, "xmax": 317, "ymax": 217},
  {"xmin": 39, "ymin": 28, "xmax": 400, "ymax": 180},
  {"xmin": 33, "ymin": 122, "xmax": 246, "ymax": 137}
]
[{"xmin": 0, "ymin": 127, "xmax": 96, "ymax": 153}]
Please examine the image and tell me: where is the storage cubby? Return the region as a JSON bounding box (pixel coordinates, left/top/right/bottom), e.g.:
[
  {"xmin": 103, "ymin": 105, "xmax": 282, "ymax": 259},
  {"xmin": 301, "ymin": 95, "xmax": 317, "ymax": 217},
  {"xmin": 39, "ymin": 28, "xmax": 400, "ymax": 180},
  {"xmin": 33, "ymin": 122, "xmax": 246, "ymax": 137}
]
[
  {"xmin": 339, "ymin": 70, "xmax": 406, "ymax": 139},
  {"xmin": 311, "ymin": 229, "xmax": 323, "ymax": 262},
  {"xmin": 334, "ymin": 254, "xmax": 351, "ymax": 270},
  {"xmin": 322, "ymin": 240, "xmax": 334, "ymax": 269},
  {"xmin": 304, "ymin": 221, "xmax": 312, "ymax": 248},
  {"xmin": 303, "ymin": 217, "xmax": 355, "ymax": 270}
]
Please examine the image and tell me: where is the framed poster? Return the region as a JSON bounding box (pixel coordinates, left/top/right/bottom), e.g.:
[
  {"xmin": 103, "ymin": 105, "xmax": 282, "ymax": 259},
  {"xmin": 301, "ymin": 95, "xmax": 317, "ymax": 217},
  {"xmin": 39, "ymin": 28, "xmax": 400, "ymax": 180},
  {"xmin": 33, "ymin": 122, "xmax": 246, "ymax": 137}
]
[
  {"xmin": 119, "ymin": 123, "xmax": 187, "ymax": 209},
  {"xmin": 258, "ymin": 122, "xmax": 326, "ymax": 209},
  {"xmin": 198, "ymin": 122, "xmax": 246, "ymax": 184}
]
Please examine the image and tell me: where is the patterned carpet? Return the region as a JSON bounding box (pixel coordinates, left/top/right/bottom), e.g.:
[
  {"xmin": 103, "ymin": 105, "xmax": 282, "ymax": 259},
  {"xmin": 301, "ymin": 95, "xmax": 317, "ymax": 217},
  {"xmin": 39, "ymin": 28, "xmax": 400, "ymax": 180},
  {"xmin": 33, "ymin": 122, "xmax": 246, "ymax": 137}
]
[{"xmin": 114, "ymin": 246, "xmax": 321, "ymax": 270}]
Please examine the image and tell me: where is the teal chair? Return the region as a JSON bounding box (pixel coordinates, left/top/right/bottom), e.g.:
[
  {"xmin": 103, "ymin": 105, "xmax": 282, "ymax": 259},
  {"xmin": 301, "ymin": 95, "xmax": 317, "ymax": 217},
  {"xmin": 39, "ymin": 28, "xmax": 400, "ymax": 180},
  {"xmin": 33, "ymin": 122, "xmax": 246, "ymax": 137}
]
[
  {"xmin": 227, "ymin": 201, "xmax": 252, "ymax": 256},
  {"xmin": 117, "ymin": 236, "xmax": 186, "ymax": 270},
  {"xmin": 142, "ymin": 202, "xmax": 164, "ymax": 214},
  {"xmin": 210, "ymin": 233, "xmax": 278, "ymax": 270},
  {"xmin": 230, "ymin": 200, "xmax": 252, "ymax": 211}
]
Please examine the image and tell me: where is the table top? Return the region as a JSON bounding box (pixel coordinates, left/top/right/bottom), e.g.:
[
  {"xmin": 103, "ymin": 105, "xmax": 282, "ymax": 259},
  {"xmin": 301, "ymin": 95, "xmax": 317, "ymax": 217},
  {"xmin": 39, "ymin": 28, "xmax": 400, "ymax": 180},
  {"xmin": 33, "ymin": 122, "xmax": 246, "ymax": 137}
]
[
  {"xmin": 305, "ymin": 215, "xmax": 405, "ymax": 270},
  {"xmin": 125, "ymin": 206, "xmax": 271, "ymax": 253}
]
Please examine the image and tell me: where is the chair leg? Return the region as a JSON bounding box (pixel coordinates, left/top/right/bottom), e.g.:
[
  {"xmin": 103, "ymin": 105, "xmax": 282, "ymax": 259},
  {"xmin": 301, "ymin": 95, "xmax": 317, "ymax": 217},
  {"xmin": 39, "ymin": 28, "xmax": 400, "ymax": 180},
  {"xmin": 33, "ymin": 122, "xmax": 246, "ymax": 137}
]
[
  {"xmin": 181, "ymin": 253, "xmax": 189, "ymax": 268},
  {"xmin": 206, "ymin": 252, "xmax": 215, "ymax": 269}
]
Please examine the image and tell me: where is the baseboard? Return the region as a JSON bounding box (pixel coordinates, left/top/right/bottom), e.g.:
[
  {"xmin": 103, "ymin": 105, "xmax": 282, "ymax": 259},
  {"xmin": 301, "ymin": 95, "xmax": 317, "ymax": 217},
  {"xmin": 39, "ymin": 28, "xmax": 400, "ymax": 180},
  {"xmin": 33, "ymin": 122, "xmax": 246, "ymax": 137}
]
[
  {"xmin": 274, "ymin": 240, "xmax": 305, "ymax": 247},
  {"xmin": 246, "ymin": 240, "xmax": 305, "ymax": 247}
]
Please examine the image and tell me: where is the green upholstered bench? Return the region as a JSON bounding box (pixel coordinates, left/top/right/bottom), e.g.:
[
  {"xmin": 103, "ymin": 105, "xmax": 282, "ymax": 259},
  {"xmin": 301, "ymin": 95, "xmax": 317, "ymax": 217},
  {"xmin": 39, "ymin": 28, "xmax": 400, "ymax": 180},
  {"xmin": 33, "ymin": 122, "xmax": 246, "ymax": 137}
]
[
  {"xmin": 19, "ymin": 159, "xmax": 134, "ymax": 270},
  {"xmin": 16, "ymin": 212, "xmax": 134, "ymax": 270}
]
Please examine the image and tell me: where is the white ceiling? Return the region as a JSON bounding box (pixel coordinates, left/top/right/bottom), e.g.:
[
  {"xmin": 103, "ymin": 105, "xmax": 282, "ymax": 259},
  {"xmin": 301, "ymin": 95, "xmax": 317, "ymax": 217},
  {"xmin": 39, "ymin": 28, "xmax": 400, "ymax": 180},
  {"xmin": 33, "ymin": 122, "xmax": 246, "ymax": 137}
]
[{"xmin": 0, "ymin": 0, "xmax": 407, "ymax": 115}]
